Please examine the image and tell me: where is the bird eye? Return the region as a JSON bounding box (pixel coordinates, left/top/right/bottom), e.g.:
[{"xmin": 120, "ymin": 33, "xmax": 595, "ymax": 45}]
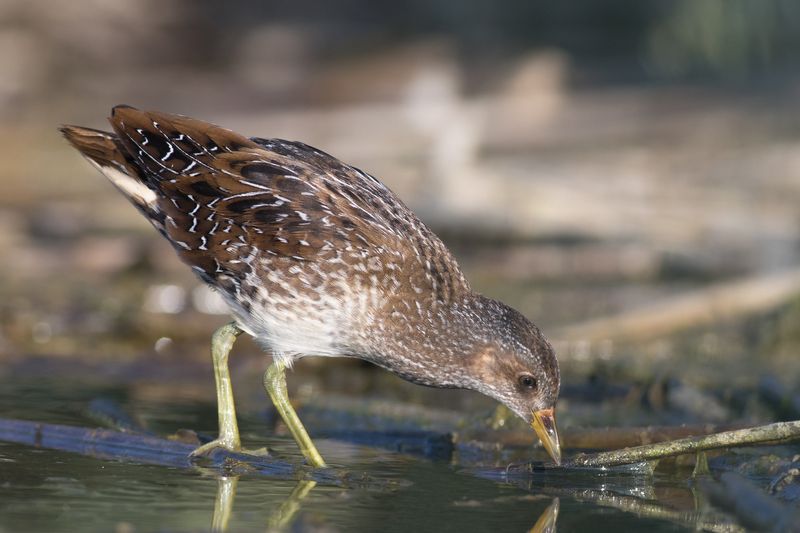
[{"xmin": 518, "ymin": 374, "xmax": 537, "ymax": 390}]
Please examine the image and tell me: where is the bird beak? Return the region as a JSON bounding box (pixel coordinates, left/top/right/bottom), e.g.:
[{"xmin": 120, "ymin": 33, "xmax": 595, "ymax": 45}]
[{"xmin": 531, "ymin": 407, "xmax": 561, "ymax": 465}]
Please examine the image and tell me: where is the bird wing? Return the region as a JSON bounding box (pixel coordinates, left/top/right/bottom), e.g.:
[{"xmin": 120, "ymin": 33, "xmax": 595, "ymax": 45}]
[{"xmin": 64, "ymin": 106, "xmax": 470, "ymax": 301}]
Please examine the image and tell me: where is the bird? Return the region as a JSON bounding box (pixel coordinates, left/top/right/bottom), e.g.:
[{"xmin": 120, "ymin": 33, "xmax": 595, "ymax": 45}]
[{"xmin": 61, "ymin": 106, "xmax": 562, "ymax": 467}]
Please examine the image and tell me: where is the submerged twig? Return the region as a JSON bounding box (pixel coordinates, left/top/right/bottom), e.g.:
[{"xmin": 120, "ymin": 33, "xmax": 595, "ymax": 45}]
[
  {"xmin": 565, "ymin": 420, "xmax": 800, "ymax": 468},
  {"xmin": 700, "ymin": 472, "xmax": 800, "ymax": 532},
  {"xmin": 0, "ymin": 417, "xmax": 388, "ymax": 489},
  {"xmin": 0, "ymin": 417, "xmax": 307, "ymax": 477}
]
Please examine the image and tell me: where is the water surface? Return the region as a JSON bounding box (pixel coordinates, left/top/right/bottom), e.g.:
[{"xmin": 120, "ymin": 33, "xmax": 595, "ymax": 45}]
[{"xmin": 0, "ymin": 376, "xmax": 722, "ymax": 532}]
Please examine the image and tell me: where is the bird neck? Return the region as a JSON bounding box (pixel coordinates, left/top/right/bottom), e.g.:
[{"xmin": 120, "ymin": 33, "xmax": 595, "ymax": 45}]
[{"xmin": 359, "ymin": 292, "xmax": 497, "ymax": 390}]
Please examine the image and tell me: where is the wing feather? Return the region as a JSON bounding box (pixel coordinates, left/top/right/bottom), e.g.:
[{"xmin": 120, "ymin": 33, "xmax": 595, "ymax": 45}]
[{"xmin": 65, "ymin": 105, "xmax": 470, "ymax": 304}]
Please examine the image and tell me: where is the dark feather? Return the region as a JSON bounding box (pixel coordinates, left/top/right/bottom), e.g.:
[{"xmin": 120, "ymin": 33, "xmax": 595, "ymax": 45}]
[{"xmin": 63, "ymin": 105, "xmax": 470, "ymax": 305}]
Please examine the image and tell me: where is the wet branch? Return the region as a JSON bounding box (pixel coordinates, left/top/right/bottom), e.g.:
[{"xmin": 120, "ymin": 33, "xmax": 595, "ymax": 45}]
[
  {"xmin": 467, "ymin": 422, "xmax": 750, "ymax": 451},
  {"xmin": 564, "ymin": 420, "xmax": 800, "ymax": 468}
]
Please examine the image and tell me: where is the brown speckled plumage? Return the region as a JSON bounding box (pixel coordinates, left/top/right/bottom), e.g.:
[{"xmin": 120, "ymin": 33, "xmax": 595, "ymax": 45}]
[{"xmin": 62, "ymin": 106, "xmax": 561, "ymax": 460}]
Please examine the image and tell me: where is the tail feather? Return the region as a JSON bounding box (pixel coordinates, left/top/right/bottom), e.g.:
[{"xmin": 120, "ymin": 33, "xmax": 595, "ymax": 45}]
[
  {"xmin": 60, "ymin": 124, "xmax": 166, "ymax": 235},
  {"xmin": 108, "ymin": 104, "xmax": 259, "ymax": 179}
]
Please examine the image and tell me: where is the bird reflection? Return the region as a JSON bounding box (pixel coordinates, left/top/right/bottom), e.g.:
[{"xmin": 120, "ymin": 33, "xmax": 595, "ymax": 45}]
[
  {"xmin": 267, "ymin": 479, "xmax": 318, "ymax": 530},
  {"xmin": 212, "ymin": 476, "xmax": 238, "ymax": 532},
  {"xmin": 210, "ymin": 476, "xmax": 317, "ymax": 532},
  {"xmin": 529, "ymin": 498, "xmax": 560, "ymax": 533}
]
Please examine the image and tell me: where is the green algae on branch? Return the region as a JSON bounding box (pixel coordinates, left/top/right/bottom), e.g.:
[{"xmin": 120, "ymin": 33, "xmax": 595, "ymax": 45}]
[{"xmin": 565, "ymin": 420, "xmax": 800, "ymax": 468}]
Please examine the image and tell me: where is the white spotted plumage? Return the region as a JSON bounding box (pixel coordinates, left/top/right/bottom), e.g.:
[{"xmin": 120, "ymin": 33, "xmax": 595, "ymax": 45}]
[{"xmin": 62, "ymin": 106, "xmax": 561, "ymax": 429}]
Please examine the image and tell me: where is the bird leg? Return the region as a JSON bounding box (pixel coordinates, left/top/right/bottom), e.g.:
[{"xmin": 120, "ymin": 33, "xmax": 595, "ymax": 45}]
[
  {"xmin": 191, "ymin": 322, "xmax": 243, "ymax": 456},
  {"xmin": 263, "ymin": 360, "xmax": 327, "ymax": 468}
]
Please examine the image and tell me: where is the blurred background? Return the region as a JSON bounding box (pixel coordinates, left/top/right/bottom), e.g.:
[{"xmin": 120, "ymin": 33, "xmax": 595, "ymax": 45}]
[
  {"xmin": 3, "ymin": 0, "xmax": 800, "ymax": 379},
  {"xmin": 1, "ymin": 1, "xmax": 800, "ymax": 529}
]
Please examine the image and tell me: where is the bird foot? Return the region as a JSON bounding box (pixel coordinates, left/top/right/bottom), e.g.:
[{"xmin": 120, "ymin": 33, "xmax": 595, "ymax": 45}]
[
  {"xmin": 243, "ymin": 446, "xmax": 271, "ymax": 457},
  {"xmin": 189, "ymin": 438, "xmax": 240, "ymax": 457},
  {"xmin": 189, "ymin": 439, "xmax": 271, "ymax": 458}
]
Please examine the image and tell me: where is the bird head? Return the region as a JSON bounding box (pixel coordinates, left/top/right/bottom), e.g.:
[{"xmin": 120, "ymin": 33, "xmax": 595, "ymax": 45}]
[{"xmin": 465, "ymin": 296, "xmax": 562, "ymax": 465}]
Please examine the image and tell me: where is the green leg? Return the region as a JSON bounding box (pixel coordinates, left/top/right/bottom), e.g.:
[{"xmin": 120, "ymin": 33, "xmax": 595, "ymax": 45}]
[
  {"xmin": 191, "ymin": 322, "xmax": 242, "ymax": 456},
  {"xmin": 263, "ymin": 360, "xmax": 327, "ymax": 468}
]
